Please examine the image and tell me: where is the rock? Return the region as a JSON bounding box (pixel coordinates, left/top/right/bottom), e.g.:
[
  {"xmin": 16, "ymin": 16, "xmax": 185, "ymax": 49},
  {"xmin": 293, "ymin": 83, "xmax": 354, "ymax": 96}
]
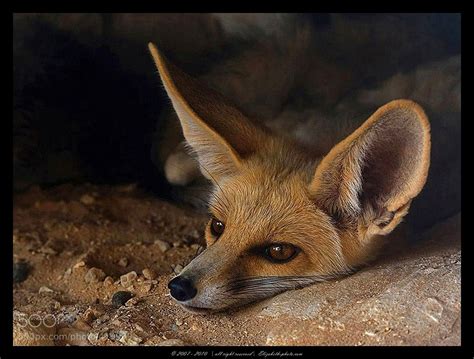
[
  {"xmin": 84, "ymin": 268, "xmax": 106, "ymax": 283},
  {"xmin": 13, "ymin": 261, "xmax": 30, "ymax": 283},
  {"xmin": 38, "ymin": 286, "xmax": 54, "ymax": 294},
  {"xmin": 87, "ymin": 332, "xmax": 100, "ymax": 345},
  {"xmin": 175, "ymin": 318, "xmax": 183, "ymax": 326},
  {"xmin": 125, "ymin": 297, "xmax": 140, "ymax": 307},
  {"xmin": 135, "ymin": 324, "xmax": 144, "ymax": 332},
  {"xmin": 260, "ymin": 214, "xmax": 461, "ymax": 345},
  {"xmin": 157, "ymin": 339, "xmax": 186, "ymax": 346},
  {"xmin": 120, "ymin": 271, "xmax": 138, "ymax": 287},
  {"xmin": 111, "ymin": 291, "xmax": 133, "ymax": 308},
  {"xmin": 95, "ymin": 314, "xmax": 110, "ymax": 324},
  {"xmin": 103, "ymin": 276, "xmax": 114, "ymax": 286},
  {"xmin": 39, "ymin": 246, "xmax": 57, "ymax": 255},
  {"xmin": 119, "ymin": 331, "xmax": 142, "ymax": 345},
  {"xmin": 117, "ymin": 257, "xmax": 129, "ymax": 267},
  {"xmin": 82, "ymin": 308, "xmax": 97, "ymax": 324},
  {"xmin": 108, "ymin": 329, "xmax": 124, "ymax": 341},
  {"xmin": 173, "ymin": 264, "xmax": 184, "ymax": 274},
  {"xmin": 80, "ymin": 194, "xmax": 95, "ymax": 205},
  {"xmin": 154, "ymin": 239, "xmax": 171, "ymax": 253},
  {"xmin": 73, "ymin": 261, "xmax": 86, "ymax": 269},
  {"xmin": 142, "ymin": 268, "xmax": 156, "ymax": 280},
  {"xmin": 142, "ymin": 282, "xmax": 153, "ymax": 293}
]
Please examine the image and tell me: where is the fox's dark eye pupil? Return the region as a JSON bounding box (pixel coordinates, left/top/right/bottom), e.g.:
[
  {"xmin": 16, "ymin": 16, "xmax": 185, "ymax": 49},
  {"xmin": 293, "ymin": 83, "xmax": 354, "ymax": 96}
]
[
  {"xmin": 210, "ymin": 218, "xmax": 225, "ymax": 237},
  {"xmin": 266, "ymin": 243, "xmax": 298, "ymax": 262}
]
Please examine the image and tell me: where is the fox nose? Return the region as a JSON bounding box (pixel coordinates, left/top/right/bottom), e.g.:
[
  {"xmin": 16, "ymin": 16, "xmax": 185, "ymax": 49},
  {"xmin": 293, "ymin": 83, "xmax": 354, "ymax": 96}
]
[{"xmin": 168, "ymin": 276, "xmax": 197, "ymax": 301}]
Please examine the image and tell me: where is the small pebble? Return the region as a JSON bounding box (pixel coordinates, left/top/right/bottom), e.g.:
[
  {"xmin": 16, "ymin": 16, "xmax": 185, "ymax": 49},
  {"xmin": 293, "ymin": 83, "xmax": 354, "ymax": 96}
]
[
  {"xmin": 172, "ymin": 241, "xmax": 181, "ymax": 248},
  {"xmin": 111, "ymin": 319, "xmax": 122, "ymax": 326},
  {"xmin": 38, "ymin": 286, "xmax": 54, "ymax": 294},
  {"xmin": 39, "ymin": 246, "xmax": 57, "ymax": 255},
  {"xmin": 175, "ymin": 318, "xmax": 183, "ymax": 326},
  {"xmin": 142, "ymin": 282, "xmax": 153, "ymax": 293},
  {"xmin": 80, "ymin": 194, "xmax": 95, "ymax": 205},
  {"xmin": 154, "ymin": 239, "xmax": 171, "ymax": 253},
  {"xmin": 82, "ymin": 307, "xmax": 97, "ymax": 323},
  {"xmin": 13, "ymin": 261, "xmax": 30, "ymax": 283},
  {"xmin": 119, "ymin": 331, "xmax": 142, "ymax": 345},
  {"xmin": 157, "ymin": 339, "xmax": 185, "ymax": 346},
  {"xmin": 120, "ymin": 271, "xmax": 138, "ymax": 287},
  {"xmin": 174, "ymin": 264, "xmax": 184, "ymax": 274},
  {"xmin": 73, "ymin": 261, "xmax": 86, "ymax": 269},
  {"xmin": 95, "ymin": 314, "xmax": 110, "ymax": 324},
  {"xmin": 84, "ymin": 267, "xmax": 106, "ymax": 284},
  {"xmin": 87, "ymin": 332, "xmax": 100, "ymax": 344},
  {"xmin": 111, "ymin": 291, "xmax": 133, "ymax": 308},
  {"xmin": 125, "ymin": 297, "xmax": 140, "ymax": 307},
  {"xmin": 142, "ymin": 268, "xmax": 156, "ymax": 280},
  {"xmin": 135, "ymin": 324, "xmax": 144, "ymax": 332},
  {"xmin": 117, "ymin": 257, "xmax": 129, "ymax": 267},
  {"xmin": 103, "ymin": 276, "xmax": 114, "ymax": 286}
]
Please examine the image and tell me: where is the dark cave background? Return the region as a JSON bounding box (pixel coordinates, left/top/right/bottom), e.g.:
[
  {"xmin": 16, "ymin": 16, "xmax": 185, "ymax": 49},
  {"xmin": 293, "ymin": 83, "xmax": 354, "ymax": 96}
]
[{"xmin": 13, "ymin": 13, "xmax": 461, "ymax": 230}]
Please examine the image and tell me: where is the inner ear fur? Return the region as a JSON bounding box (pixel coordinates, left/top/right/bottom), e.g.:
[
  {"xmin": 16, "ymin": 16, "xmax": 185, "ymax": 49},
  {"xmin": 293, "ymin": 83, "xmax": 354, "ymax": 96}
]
[
  {"xmin": 148, "ymin": 42, "xmax": 270, "ymax": 180},
  {"xmin": 310, "ymin": 99, "xmax": 431, "ymax": 230}
]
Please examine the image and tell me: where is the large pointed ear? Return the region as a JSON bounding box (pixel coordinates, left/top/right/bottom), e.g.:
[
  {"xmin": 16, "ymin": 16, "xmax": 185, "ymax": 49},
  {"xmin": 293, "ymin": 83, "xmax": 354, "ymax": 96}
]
[
  {"xmin": 148, "ymin": 42, "xmax": 268, "ymax": 181},
  {"xmin": 309, "ymin": 100, "xmax": 431, "ymax": 236}
]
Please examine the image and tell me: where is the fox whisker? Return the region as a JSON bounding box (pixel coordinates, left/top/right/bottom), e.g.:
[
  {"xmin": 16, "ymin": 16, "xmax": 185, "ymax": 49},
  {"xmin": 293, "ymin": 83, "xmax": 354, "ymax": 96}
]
[{"xmin": 222, "ymin": 275, "xmax": 331, "ymax": 297}]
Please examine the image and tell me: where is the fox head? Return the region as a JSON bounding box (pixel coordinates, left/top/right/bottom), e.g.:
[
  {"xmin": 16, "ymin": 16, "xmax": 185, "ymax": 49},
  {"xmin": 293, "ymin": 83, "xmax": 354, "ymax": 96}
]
[{"xmin": 148, "ymin": 43, "xmax": 431, "ymax": 313}]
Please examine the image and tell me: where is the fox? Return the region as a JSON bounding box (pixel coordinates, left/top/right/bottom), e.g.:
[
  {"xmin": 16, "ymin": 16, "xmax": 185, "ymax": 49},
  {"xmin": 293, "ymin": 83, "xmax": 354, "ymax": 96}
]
[{"xmin": 148, "ymin": 43, "xmax": 431, "ymax": 313}]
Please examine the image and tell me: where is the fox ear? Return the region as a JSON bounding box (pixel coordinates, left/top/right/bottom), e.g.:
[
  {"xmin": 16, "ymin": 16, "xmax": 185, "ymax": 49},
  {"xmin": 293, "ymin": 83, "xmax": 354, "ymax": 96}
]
[
  {"xmin": 148, "ymin": 42, "xmax": 267, "ymax": 181},
  {"xmin": 309, "ymin": 100, "xmax": 431, "ymax": 235}
]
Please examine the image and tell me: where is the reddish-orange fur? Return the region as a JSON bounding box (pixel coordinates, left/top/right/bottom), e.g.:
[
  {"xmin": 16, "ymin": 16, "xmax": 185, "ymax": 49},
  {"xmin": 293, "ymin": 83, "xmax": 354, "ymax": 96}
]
[{"xmin": 149, "ymin": 43, "xmax": 431, "ymax": 312}]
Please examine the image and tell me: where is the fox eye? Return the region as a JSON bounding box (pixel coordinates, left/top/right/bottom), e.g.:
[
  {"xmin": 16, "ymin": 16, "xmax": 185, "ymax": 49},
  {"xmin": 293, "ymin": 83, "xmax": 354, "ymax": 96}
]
[
  {"xmin": 265, "ymin": 243, "xmax": 299, "ymax": 263},
  {"xmin": 210, "ymin": 218, "xmax": 225, "ymax": 237}
]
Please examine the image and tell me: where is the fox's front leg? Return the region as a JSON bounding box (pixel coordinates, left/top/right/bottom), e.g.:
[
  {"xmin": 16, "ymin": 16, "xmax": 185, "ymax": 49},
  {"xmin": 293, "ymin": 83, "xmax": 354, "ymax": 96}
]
[{"xmin": 164, "ymin": 142, "xmax": 201, "ymax": 186}]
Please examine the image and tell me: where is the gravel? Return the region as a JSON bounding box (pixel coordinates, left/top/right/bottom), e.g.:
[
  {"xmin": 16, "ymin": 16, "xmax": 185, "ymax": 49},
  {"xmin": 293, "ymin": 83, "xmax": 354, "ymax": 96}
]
[
  {"xmin": 13, "ymin": 261, "xmax": 30, "ymax": 283},
  {"xmin": 111, "ymin": 291, "xmax": 133, "ymax": 308}
]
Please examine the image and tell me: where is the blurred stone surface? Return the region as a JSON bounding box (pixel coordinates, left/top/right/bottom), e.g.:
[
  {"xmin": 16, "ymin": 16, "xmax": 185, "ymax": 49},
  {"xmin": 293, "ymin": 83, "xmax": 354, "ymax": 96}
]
[{"xmin": 251, "ymin": 214, "xmax": 461, "ymax": 345}]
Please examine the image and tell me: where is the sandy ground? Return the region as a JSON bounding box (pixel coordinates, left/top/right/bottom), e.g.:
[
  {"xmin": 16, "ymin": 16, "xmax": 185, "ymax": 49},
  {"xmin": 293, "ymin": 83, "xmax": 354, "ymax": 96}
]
[{"xmin": 13, "ymin": 184, "xmax": 461, "ymax": 346}]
